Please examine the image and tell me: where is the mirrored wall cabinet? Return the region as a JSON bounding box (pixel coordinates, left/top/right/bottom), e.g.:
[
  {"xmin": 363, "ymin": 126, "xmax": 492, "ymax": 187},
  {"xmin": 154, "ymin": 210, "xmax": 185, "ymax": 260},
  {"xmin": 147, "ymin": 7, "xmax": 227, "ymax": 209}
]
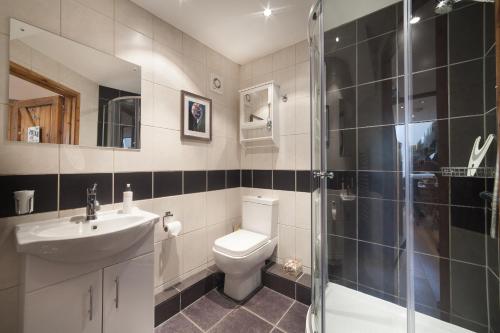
[{"xmin": 239, "ymin": 81, "xmax": 280, "ymax": 148}]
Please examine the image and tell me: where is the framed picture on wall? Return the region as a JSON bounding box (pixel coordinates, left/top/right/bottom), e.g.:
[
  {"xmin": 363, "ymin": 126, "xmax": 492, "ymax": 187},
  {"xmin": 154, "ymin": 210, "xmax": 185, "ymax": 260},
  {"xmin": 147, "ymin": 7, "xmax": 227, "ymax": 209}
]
[{"xmin": 181, "ymin": 90, "xmax": 212, "ymax": 141}]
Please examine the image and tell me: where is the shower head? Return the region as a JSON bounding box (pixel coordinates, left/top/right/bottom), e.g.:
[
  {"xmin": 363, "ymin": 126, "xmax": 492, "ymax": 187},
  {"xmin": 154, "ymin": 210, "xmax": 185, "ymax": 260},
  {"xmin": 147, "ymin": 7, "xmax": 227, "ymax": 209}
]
[{"xmin": 434, "ymin": 0, "xmax": 454, "ymax": 14}]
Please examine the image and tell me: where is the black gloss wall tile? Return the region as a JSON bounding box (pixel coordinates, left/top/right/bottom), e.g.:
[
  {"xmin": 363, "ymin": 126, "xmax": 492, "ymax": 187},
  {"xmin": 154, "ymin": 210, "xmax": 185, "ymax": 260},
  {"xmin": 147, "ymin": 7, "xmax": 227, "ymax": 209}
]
[
  {"xmin": 328, "ymin": 235, "xmax": 357, "ymax": 283},
  {"xmin": 450, "ymin": 177, "xmax": 485, "ymax": 207},
  {"xmin": 358, "ymin": 126, "xmax": 398, "ymax": 171},
  {"xmin": 253, "ymin": 170, "xmax": 272, "ymax": 189},
  {"xmin": 484, "ymin": 3, "xmax": 495, "ymax": 53},
  {"xmin": 325, "ymin": 22, "xmax": 356, "ymax": 54},
  {"xmin": 358, "ymin": 171, "xmax": 400, "ymax": 200},
  {"xmin": 358, "ymin": 241, "xmax": 398, "ymax": 296},
  {"xmin": 450, "ymin": 260, "xmax": 488, "ymax": 325},
  {"xmin": 414, "ymin": 203, "xmax": 449, "ymax": 257},
  {"xmin": 154, "ymin": 293, "xmax": 180, "ymax": 327},
  {"xmin": 413, "ymin": 172, "xmax": 449, "ymax": 205},
  {"xmin": 485, "ymin": 50, "xmax": 496, "ymax": 113},
  {"xmin": 488, "ymin": 271, "xmax": 500, "ymax": 333},
  {"xmin": 449, "ymin": 60, "xmax": 483, "ymax": 118},
  {"xmin": 153, "ymin": 171, "xmax": 182, "ymax": 198},
  {"xmin": 328, "ymin": 195, "xmax": 357, "ymax": 238},
  {"xmin": 358, "ymin": 198, "xmax": 398, "ymax": 247},
  {"xmin": 411, "ymin": 67, "xmax": 448, "ymax": 121},
  {"xmin": 226, "ymin": 170, "xmax": 241, "ymax": 188},
  {"xmin": 357, "ymin": 79, "xmax": 398, "ymax": 127},
  {"xmin": 326, "ymin": 46, "xmax": 356, "ymax": 90},
  {"xmin": 486, "ymin": 210, "xmax": 499, "ymax": 275},
  {"xmin": 449, "ymin": 4, "xmax": 483, "ymax": 64},
  {"xmin": 60, "ymin": 173, "xmax": 112, "ymax": 210},
  {"xmin": 184, "ymin": 171, "xmax": 207, "ymax": 194},
  {"xmin": 273, "ymin": 170, "xmax": 295, "ymax": 191},
  {"xmin": 114, "ymin": 172, "xmax": 152, "ymax": 202},
  {"xmin": 450, "ymin": 206, "xmax": 485, "ymax": 265},
  {"xmin": 242, "ymin": 170, "xmax": 252, "ymax": 187},
  {"xmin": 0, "ymin": 174, "xmax": 58, "ymax": 217},
  {"xmin": 357, "ymin": 4, "xmax": 396, "ymax": 42},
  {"xmin": 410, "ymin": 120, "xmax": 449, "ymax": 172},
  {"xmin": 414, "ymin": 253, "xmax": 451, "ymax": 312},
  {"xmin": 328, "ymin": 129, "xmax": 356, "ymax": 170},
  {"xmin": 449, "ymin": 116, "xmax": 484, "ymax": 168},
  {"xmin": 327, "ymin": 170, "xmax": 357, "ymax": 194},
  {"xmin": 207, "ymin": 170, "xmax": 225, "ymax": 191},
  {"xmin": 296, "ymin": 171, "xmax": 312, "ymax": 193},
  {"xmin": 411, "ymin": 15, "xmax": 447, "ymax": 72},
  {"xmin": 357, "ymin": 32, "xmax": 397, "ymax": 84},
  {"xmin": 327, "ymin": 88, "xmax": 356, "ymax": 130}
]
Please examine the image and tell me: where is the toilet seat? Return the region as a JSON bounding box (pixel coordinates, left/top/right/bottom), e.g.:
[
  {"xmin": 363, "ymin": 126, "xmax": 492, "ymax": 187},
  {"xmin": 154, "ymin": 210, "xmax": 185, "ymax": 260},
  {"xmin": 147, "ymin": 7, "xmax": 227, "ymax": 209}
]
[{"xmin": 214, "ymin": 229, "xmax": 269, "ymax": 258}]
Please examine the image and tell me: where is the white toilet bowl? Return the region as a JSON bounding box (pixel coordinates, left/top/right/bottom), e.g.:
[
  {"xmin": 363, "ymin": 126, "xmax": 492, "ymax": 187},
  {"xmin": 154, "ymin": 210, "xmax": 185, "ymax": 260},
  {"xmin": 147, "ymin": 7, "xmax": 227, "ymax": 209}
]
[{"xmin": 213, "ymin": 229, "xmax": 277, "ymax": 301}]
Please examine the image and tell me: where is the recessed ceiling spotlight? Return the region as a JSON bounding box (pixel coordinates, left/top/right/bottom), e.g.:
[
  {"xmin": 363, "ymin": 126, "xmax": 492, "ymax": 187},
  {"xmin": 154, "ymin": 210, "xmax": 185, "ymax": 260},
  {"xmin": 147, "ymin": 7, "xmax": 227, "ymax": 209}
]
[
  {"xmin": 263, "ymin": 8, "xmax": 272, "ymax": 17},
  {"xmin": 335, "ymin": 37, "xmax": 340, "ymax": 42},
  {"xmin": 409, "ymin": 16, "xmax": 421, "ymax": 24}
]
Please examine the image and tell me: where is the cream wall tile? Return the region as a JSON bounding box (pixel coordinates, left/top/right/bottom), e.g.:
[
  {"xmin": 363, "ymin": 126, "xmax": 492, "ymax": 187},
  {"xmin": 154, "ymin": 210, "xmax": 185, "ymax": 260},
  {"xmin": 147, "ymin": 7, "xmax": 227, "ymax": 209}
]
[
  {"xmin": 60, "ymin": 145, "xmax": 113, "ymax": 173},
  {"xmin": 274, "ymin": 190, "xmax": 295, "ymax": 227},
  {"xmin": 207, "ymin": 136, "xmax": 226, "ymax": 170},
  {"xmin": 182, "ymin": 34, "xmax": 206, "ymax": 65},
  {"xmin": 273, "ymin": 135, "xmax": 295, "ymax": 170},
  {"xmin": 115, "ymin": 0, "xmax": 153, "ymax": 38},
  {"xmin": 0, "ymin": 1, "xmax": 8, "ymax": 35},
  {"xmin": 113, "ymin": 125, "xmax": 153, "ymax": 172},
  {"xmin": 206, "ymin": 222, "xmax": 227, "ymax": 261},
  {"xmin": 76, "ymin": 0, "xmax": 114, "ymax": 18},
  {"xmin": 226, "ymin": 188, "xmax": 241, "ymax": 220},
  {"xmin": 133, "ymin": 198, "xmax": 153, "ymax": 212},
  {"xmin": 154, "ymin": 236, "xmax": 182, "ymax": 287},
  {"xmin": 0, "ymin": 35, "xmax": 8, "ymax": 104},
  {"xmin": 295, "ymin": 61, "xmax": 310, "ymax": 100},
  {"xmin": 273, "ymin": 45, "xmax": 295, "ymax": 72},
  {"xmin": 206, "ymin": 190, "xmax": 226, "ymax": 226},
  {"xmin": 182, "ymin": 57, "xmax": 206, "ymax": 96},
  {"xmin": 225, "ymin": 107, "xmax": 239, "ymax": 140},
  {"xmin": 252, "ymin": 147, "xmax": 273, "ymax": 169},
  {"xmin": 182, "ymin": 228, "xmax": 207, "ymax": 273},
  {"xmin": 252, "ymin": 73, "xmax": 273, "ymax": 86},
  {"xmin": 225, "ymin": 139, "xmax": 240, "ymax": 170},
  {"xmin": 0, "ymin": 142, "xmax": 59, "ymax": 175},
  {"xmin": 182, "ymin": 192, "xmax": 206, "ymax": 233},
  {"xmin": 295, "ymin": 133, "xmax": 311, "ymax": 170},
  {"xmin": 295, "ymin": 228, "xmax": 311, "ymax": 267},
  {"xmin": 153, "ymin": 83, "xmax": 180, "ymax": 130},
  {"xmin": 252, "ymin": 55, "xmax": 273, "ymax": 78},
  {"xmin": 212, "ymin": 104, "xmax": 227, "ymax": 138},
  {"xmin": 240, "ymin": 63, "xmax": 252, "ymax": 82},
  {"xmin": 295, "ymin": 96, "xmax": 310, "ymax": 134},
  {"xmin": 153, "ymin": 16, "xmax": 182, "ymax": 52},
  {"xmin": 61, "ymin": 0, "xmax": 114, "ymax": 55},
  {"xmin": 115, "ymin": 23, "xmax": 153, "ymax": 81},
  {"xmin": 152, "ymin": 127, "xmax": 183, "ymax": 171},
  {"xmin": 278, "ymin": 224, "xmax": 295, "ymax": 261},
  {"xmin": 0, "ymin": 286, "xmax": 18, "ymax": 333},
  {"xmin": 206, "ymin": 48, "xmax": 225, "ymax": 75},
  {"xmin": 152, "ymin": 195, "xmax": 184, "ymax": 243},
  {"xmin": 59, "ymin": 203, "xmax": 114, "ymax": 218},
  {"xmin": 141, "ymin": 79, "xmax": 154, "ymax": 125},
  {"xmin": 7, "ymin": 0, "xmax": 61, "ymax": 34},
  {"xmin": 181, "ymin": 141, "xmax": 208, "ymax": 171},
  {"xmin": 295, "ymin": 40, "xmax": 309, "ymax": 64},
  {"xmin": 295, "ymin": 191, "xmax": 311, "ymax": 229},
  {"xmin": 153, "ymin": 41, "xmax": 184, "ymax": 90}
]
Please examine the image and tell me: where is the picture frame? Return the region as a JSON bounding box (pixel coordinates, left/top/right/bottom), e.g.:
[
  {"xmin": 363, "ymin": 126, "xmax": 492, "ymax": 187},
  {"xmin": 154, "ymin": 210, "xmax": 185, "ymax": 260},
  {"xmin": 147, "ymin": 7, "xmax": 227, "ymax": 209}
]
[{"xmin": 181, "ymin": 90, "xmax": 212, "ymax": 142}]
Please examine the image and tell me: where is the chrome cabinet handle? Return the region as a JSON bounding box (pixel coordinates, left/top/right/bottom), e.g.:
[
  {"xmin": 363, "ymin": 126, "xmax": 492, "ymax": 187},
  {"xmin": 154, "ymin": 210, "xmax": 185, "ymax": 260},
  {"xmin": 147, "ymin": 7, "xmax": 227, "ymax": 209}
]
[
  {"xmin": 114, "ymin": 277, "xmax": 119, "ymax": 309},
  {"xmin": 88, "ymin": 286, "xmax": 93, "ymax": 321}
]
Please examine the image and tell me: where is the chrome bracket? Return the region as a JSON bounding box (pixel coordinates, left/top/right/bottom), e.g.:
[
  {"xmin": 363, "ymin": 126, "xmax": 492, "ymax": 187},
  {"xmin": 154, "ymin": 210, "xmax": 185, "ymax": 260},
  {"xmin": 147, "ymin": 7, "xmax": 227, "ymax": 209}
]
[{"xmin": 313, "ymin": 171, "xmax": 333, "ymax": 179}]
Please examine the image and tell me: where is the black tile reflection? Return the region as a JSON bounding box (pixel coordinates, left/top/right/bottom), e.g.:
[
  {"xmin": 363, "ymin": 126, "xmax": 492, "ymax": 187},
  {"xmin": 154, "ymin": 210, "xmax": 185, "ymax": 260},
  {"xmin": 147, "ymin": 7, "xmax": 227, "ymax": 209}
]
[
  {"xmin": 450, "ymin": 206, "xmax": 485, "ymax": 265},
  {"xmin": 411, "ymin": 67, "xmax": 448, "ymax": 121},
  {"xmin": 488, "ymin": 271, "xmax": 500, "ymax": 333},
  {"xmin": 450, "ymin": 260, "xmax": 488, "ymax": 325},
  {"xmin": 242, "ymin": 170, "xmax": 252, "ymax": 187},
  {"xmin": 154, "ymin": 171, "xmax": 182, "ymax": 198},
  {"xmin": 413, "ymin": 172, "xmax": 449, "ymax": 205},
  {"xmin": 296, "ymin": 171, "xmax": 312, "ymax": 193},
  {"xmin": 328, "ymin": 129, "xmax": 356, "ymax": 170},
  {"xmin": 328, "ymin": 194, "xmax": 357, "ymax": 238},
  {"xmin": 226, "ymin": 170, "xmax": 241, "ymax": 188},
  {"xmin": 484, "ymin": 3, "xmax": 495, "ymax": 53},
  {"xmin": 358, "ymin": 198, "xmax": 398, "ymax": 247},
  {"xmin": 358, "ymin": 242, "xmax": 398, "ymax": 296},
  {"xmin": 358, "ymin": 32, "xmax": 397, "ymax": 84},
  {"xmin": 325, "ymin": 22, "xmax": 356, "ymax": 54},
  {"xmin": 449, "ymin": 4, "xmax": 483, "ymax": 64},
  {"xmin": 184, "ymin": 171, "xmax": 207, "ymax": 194},
  {"xmin": 449, "ymin": 116, "xmax": 484, "ymax": 168},
  {"xmin": 451, "ymin": 316, "xmax": 489, "ymax": 333},
  {"xmin": 411, "ymin": 0, "xmax": 440, "ymax": 22},
  {"xmin": 327, "ymin": 88, "xmax": 356, "ymax": 130},
  {"xmin": 207, "ymin": 170, "xmax": 225, "ymax": 191},
  {"xmin": 411, "ymin": 15, "xmax": 447, "ymax": 72},
  {"xmin": 410, "ymin": 120, "xmax": 449, "ymax": 171},
  {"xmin": 326, "ymin": 46, "xmax": 356, "ymax": 90},
  {"xmin": 273, "ymin": 170, "xmax": 295, "ymax": 191},
  {"xmin": 328, "ymin": 235, "xmax": 357, "ymax": 283},
  {"xmin": 450, "ymin": 177, "xmax": 485, "ymax": 207},
  {"xmin": 114, "ymin": 172, "xmax": 152, "ymax": 202},
  {"xmin": 60, "ymin": 173, "xmax": 112, "ymax": 210},
  {"xmin": 358, "ymin": 126, "xmax": 398, "ymax": 171},
  {"xmin": 485, "ymin": 49, "xmax": 496, "ymax": 113},
  {"xmin": 327, "ymin": 170, "xmax": 357, "ymax": 193},
  {"xmin": 0, "ymin": 174, "xmax": 58, "ymax": 217},
  {"xmin": 358, "ymin": 171, "xmax": 400, "ymax": 200},
  {"xmin": 449, "ymin": 59, "xmax": 483, "ymax": 118},
  {"xmin": 253, "ymin": 170, "xmax": 272, "ymax": 189},
  {"xmin": 357, "ymin": 4, "xmax": 396, "ymax": 42},
  {"xmin": 414, "ymin": 203, "xmax": 449, "ymax": 257},
  {"xmin": 486, "ymin": 210, "xmax": 499, "ymax": 276},
  {"xmin": 358, "ymin": 79, "xmax": 398, "ymax": 127},
  {"xmin": 414, "ymin": 253, "xmax": 451, "ymax": 313}
]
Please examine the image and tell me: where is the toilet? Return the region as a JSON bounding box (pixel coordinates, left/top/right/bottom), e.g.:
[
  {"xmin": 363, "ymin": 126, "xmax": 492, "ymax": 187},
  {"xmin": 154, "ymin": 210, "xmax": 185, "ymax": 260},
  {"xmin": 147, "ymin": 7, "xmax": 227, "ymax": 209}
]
[{"xmin": 213, "ymin": 196, "xmax": 278, "ymax": 301}]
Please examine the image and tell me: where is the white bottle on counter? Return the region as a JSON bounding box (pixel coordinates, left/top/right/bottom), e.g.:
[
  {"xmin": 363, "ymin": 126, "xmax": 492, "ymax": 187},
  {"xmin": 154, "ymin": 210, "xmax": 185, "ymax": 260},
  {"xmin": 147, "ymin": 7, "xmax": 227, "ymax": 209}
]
[{"xmin": 123, "ymin": 183, "xmax": 133, "ymax": 213}]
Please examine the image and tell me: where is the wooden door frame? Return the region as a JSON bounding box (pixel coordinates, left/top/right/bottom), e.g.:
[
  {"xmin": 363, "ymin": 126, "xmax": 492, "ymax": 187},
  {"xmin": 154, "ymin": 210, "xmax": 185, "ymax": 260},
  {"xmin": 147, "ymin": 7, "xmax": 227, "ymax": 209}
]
[{"xmin": 9, "ymin": 61, "xmax": 81, "ymax": 145}]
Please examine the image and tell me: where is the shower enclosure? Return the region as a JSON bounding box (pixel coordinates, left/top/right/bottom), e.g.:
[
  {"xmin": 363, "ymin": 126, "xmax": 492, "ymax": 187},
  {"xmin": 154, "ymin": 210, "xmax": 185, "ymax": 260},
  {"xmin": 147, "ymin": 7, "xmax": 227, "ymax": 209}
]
[
  {"xmin": 99, "ymin": 96, "xmax": 141, "ymax": 149},
  {"xmin": 308, "ymin": 0, "xmax": 499, "ymax": 332}
]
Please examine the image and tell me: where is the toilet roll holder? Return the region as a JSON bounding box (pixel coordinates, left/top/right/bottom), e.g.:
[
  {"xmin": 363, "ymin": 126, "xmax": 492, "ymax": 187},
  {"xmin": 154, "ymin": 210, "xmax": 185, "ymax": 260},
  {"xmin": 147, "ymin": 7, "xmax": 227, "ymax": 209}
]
[{"xmin": 162, "ymin": 211, "xmax": 173, "ymax": 232}]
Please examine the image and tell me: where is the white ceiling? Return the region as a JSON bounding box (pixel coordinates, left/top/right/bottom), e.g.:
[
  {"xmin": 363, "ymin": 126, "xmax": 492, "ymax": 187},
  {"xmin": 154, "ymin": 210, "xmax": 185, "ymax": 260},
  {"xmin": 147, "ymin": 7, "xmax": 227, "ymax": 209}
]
[{"xmin": 132, "ymin": 0, "xmax": 315, "ymax": 65}]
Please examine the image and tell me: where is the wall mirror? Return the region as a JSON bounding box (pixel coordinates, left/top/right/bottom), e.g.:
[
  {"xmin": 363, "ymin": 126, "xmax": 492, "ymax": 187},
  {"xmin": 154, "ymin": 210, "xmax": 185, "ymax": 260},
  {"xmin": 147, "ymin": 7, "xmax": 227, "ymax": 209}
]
[{"xmin": 7, "ymin": 19, "xmax": 142, "ymax": 149}]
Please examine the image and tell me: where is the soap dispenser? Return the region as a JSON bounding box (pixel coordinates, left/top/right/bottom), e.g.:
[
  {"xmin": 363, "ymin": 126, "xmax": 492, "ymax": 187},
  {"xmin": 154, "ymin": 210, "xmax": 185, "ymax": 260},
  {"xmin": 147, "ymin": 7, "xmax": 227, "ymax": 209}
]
[{"xmin": 123, "ymin": 183, "xmax": 133, "ymax": 213}]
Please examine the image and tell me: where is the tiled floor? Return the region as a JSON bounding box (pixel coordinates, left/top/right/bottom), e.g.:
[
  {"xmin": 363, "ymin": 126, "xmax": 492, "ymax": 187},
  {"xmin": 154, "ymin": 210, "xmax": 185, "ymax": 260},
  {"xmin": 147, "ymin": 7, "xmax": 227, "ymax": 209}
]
[{"xmin": 155, "ymin": 287, "xmax": 308, "ymax": 333}]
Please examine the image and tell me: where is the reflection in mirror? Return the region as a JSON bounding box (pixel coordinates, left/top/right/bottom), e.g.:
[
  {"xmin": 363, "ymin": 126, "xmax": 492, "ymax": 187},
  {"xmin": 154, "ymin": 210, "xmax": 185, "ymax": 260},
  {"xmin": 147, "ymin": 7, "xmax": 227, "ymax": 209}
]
[{"xmin": 7, "ymin": 19, "xmax": 141, "ymax": 149}]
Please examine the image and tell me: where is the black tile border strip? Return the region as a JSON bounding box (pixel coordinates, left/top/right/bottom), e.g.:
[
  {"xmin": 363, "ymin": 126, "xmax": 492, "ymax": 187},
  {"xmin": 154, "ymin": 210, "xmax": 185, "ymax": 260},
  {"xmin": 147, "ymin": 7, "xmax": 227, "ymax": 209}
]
[{"xmin": 262, "ymin": 262, "xmax": 312, "ymax": 306}]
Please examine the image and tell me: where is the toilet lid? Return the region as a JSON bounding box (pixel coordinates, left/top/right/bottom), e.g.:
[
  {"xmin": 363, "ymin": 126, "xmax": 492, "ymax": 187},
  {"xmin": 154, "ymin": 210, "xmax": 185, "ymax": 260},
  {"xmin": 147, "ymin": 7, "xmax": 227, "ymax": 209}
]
[{"xmin": 214, "ymin": 229, "xmax": 269, "ymax": 257}]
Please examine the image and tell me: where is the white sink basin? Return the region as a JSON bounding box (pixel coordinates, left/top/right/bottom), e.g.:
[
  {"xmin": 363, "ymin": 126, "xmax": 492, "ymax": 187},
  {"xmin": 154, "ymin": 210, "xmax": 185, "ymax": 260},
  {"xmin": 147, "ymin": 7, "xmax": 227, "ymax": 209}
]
[{"xmin": 16, "ymin": 208, "xmax": 159, "ymax": 263}]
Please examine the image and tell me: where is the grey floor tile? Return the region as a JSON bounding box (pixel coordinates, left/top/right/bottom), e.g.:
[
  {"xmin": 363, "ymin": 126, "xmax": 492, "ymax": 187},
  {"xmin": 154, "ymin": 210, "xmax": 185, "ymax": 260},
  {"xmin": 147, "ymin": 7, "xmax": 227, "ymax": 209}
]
[
  {"xmin": 209, "ymin": 308, "xmax": 274, "ymax": 333},
  {"xmin": 271, "ymin": 328, "xmax": 286, "ymax": 333},
  {"xmin": 156, "ymin": 313, "xmax": 202, "ymax": 333},
  {"xmin": 243, "ymin": 287, "xmax": 294, "ymax": 324},
  {"xmin": 183, "ymin": 290, "xmax": 237, "ymax": 330},
  {"xmin": 277, "ymin": 302, "xmax": 308, "ymax": 333}
]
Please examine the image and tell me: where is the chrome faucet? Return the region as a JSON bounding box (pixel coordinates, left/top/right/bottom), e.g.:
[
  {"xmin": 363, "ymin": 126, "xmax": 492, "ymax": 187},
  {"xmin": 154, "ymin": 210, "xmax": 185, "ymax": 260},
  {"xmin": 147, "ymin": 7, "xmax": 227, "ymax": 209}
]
[{"xmin": 86, "ymin": 183, "xmax": 100, "ymax": 221}]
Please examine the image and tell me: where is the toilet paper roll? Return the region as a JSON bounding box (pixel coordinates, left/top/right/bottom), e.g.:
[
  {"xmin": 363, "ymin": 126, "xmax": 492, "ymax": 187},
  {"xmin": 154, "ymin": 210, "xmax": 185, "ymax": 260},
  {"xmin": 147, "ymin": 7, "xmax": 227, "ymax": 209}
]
[{"xmin": 164, "ymin": 221, "xmax": 182, "ymax": 236}]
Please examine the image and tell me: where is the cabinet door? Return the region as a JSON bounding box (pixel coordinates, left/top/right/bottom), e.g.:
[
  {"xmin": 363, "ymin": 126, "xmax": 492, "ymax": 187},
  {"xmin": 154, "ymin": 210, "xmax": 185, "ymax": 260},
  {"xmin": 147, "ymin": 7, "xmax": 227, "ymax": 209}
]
[
  {"xmin": 103, "ymin": 253, "xmax": 154, "ymax": 333},
  {"xmin": 24, "ymin": 270, "xmax": 102, "ymax": 333}
]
